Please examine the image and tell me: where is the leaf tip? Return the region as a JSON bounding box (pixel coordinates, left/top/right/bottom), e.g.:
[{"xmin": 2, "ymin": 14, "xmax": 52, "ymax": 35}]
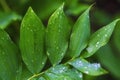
[
  {"xmin": 27, "ymin": 7, "xmax": 34, "ymax": 13},
  {"xmin": 58, "ymin": 2, "xmax": 65, "ymax": 11}
]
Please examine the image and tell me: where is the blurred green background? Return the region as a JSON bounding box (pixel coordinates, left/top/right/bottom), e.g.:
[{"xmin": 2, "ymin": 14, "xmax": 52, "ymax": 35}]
[{"xmin": 0, "ymin": 0, "xmax": 120, "ymax": 80}]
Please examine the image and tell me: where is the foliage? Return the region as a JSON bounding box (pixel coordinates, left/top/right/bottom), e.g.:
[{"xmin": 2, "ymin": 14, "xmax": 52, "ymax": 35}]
[{"xmin": 0, "ymin": 0, "xmax": 120, "ymax": 80}]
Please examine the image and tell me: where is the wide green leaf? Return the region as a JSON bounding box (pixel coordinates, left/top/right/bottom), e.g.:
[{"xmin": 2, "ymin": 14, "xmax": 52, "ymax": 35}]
[
  {"xmin": 46, "ymin": 4, "xmax": 71, "ymax": 65},
  {"xmin": 20, "ymin": 7, "xmax": 47, "ymax": 73},
  {"xmin": 66, "ymin": 6, "xmax": 91, "ymax": 58},
  {"xmin": 0, "ymin": 11, "xmax": 21, "ymax": 29},
  {"xmin": 0, "ymin": 29, "xmax": 19, "ymax": 80},
  {"xmin": 39, "ymin": 65, "xmax": 83, "ymax": 80},
  {"xmin": 81, "ymin": 19, "xmax": 119, "ymax": 58},
  {"xmin": 68, "ymin": 58, "xmax": 108, "ymax": 76}
]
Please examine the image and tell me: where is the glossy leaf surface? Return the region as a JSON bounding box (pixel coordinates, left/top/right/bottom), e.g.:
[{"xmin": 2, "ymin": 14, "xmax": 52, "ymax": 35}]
[
  {"xmin": 66, "ymin": 6, "xmax": 91, "ymax": 58},
  {"xmin": 69, "ymin": 58, "xmax": 107, "ymax": 76},
  {"xmin": 82, "ymin": 19, "xmax": 119, "ymax": 58},
  {"xmin": 39, "ymin": 65, "xmax": 83, "ymax": 80},
  {"xmin": 46, "ymin": 4, "xmax": 71, "ymax": 65},
  {"xmin": 0, "ymin": 30, "xmax": 19, "ymax": 80},
  {"xmin": 20, "ymin": 7, "xmax": 47, "ymax": 73}
]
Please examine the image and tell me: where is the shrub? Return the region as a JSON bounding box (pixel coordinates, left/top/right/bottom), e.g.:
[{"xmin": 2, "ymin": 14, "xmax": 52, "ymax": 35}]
[{"xmin": 0, "ymin": 3, "xmax": 120, "ymax": 80}]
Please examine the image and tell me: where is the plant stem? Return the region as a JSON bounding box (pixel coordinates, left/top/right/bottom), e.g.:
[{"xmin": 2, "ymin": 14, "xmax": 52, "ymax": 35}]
[
  {"xmin": 27, "ymin": 58, "xmax": 75, "ymax": 79},
  {"xmin": 27, "ymin": 71, "xmax": 45, "ymax": 80},
  {"xmin": 0, "ymin": 0, "xmax": 11, "ymax": 12}
]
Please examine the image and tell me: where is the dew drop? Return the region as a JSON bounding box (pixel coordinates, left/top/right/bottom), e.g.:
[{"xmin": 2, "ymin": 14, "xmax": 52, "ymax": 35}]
[
  {"xmin": 42, "ymin": 62, "xmax": 44, "ymax": 65},
  {"xmin": 85, "ymin": 71, "xmax": 89, "ymax": 74},
  {"xmin": 54, "ymin": 41, "xmax": 57, "ymax": 44},
  {"xmin": 76, "ymin": 61, "xmax": 83, "ymax": 66},
  {"xmin": 96, "ymin": 42, "xmax": 100, "ymax": 47},
  {"xmin": 56, "ymin": 47, "xmax": 59, "ymax": 50},
  {"xmin": 94, "ymin": 63, "xmax": 100, "ymax": 70},
  {"xmin": 61, "ymin": 53, "xmax": 64, "ymax": 56},
  {"xmin": 31, "ymin": 10, "xmax": 34, "ymax": 13},
  {"xmin": 84, "ymin": 66, "xmax": 87, "ymax": 69},
  {"xmin": 64, "ymin": 78, "xmax": 67, "ymax": 80},
  {"xmin": 79, "ymin": 74, "xmax": 83, "ymax": 78},
  {"xmin": 87, "ymin": 47, "xmax": 93, "ymax": 53},
  {"xmin": 59, "ymin": 15, "xmax": 62, "ymax": 19},
  {"xmin": 71, "ymin": 33, "xmax": 74, "ymax": 38},
  {"xmin": 96, "ymin": 44, "xmax": 98, "ymax": 47},
  {"xmin": 26, "ymin": 63, "xmax": 29, "ymax": 66},
  {"xmin": 105, "ymin": 34, "xmax": 107, "ymax": 37},
  {"xmin": 30, "ymin": 29, "xmax": 33, "ymax": 32},
  {"xmin": 47, "ymin": 51, "xmax": 50, "ymax": 56},
  {"xmin": 96, "ymin": 42, "xmax": 99, "ymax": 44},
  {"xmin": 97, "ymin": 34, "xmax": 100, "ymax": 37},
  {"xmin": 52, "ymin": 68, "xmax": 55, "ymax": 71},
  {"xmin": 105, "ymin": 28, "xmax": 107, "ymax": 31}
]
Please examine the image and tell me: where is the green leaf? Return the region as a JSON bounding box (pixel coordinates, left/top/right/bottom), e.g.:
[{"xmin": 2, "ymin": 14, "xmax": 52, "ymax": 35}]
[
  {"xmin": 0, "ymin": 11, "xmax": 21, "ymax": 29},
  {"xmin": 66, "ymin": 6, "xmax": 91, "ymax": 58},
  {"xmin": 40, "ymin": 65, "xmax": 69, "ymax": 80},
  {"xmin": 16, "ymin": 63, "xmax": 22, "ymax": 80},
  {"xmin": 20, "ymin": 7, "xmax": 47, "ymax": 73},
  {"xmin": 82, "ymin": 19, "xmax": 119, "ymax": 58},
  {"xmin": 44, "ymin": 72, "xmax": 71, "ymax": 80},
  {"xmin": 67, "ymin": 3, "xmax": 89, "ymax": 15},
  {"xmin": 68, "ymin": 58, "xmax": 108, "ymax": 76},
  {"xmin": 21, "ymin": 65, "xmax": 33, "ymax": 80},
  {"xmin": 113, "ymin": 20, "xmax": 120, "ymax": 52},
  {"xmin": 47, "ymin": 64, "xmax": 69, "ymax": 74},
  {"xmin": 46, "ymin": 3, "xmax": 71, "ymax": 65},
  {"xmin": 39, "ymin": 65, "xmax": 82, "ymax": 80},
  {"xmin": 62, "ymin": 69, "xmax": 83, "ymax": 80},
  {"xmin": 0, "ymin": 29, "xmax": 19, "ymax": 80},
  {"xmin": 96, "ymin": 44, "xmax": 120, "ymax": 79}
]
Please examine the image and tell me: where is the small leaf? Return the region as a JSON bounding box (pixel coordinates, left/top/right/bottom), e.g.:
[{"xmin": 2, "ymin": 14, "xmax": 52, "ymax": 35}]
[
  {"xmin": 47, "ymin": 64, "xmax": 69, "ymax": 74},
  {"xmin": 39, "ymin": 65, "xmax": 82, "ymax": 80},
  {"xmin": 0, "ymin": 30, "xmax": 19, "ymax": 80},
  {"xmin": 81, "ymin": 19, "xmax": 119, "ymax": 58},
  {"xmin": 0, "ymin": 11, "xmax": 21, "ymax": 29},
  {"xmin": 46, "ymin": 3, "xmax": 71, "ymax": 65},
  {"xmin": 66, "ymin": 5, "xmax": 91, "ymax": 58},
  {"xmin": 20, "ymin": 7, "xmax": 47, "ymax": 73},
  {"xmin": 42, "ymin": 65, "xmax": 69, "ymax": 80},
  {"xmin": 68, "ymin": 58, "xmax": 108, "ymax": 76}
]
